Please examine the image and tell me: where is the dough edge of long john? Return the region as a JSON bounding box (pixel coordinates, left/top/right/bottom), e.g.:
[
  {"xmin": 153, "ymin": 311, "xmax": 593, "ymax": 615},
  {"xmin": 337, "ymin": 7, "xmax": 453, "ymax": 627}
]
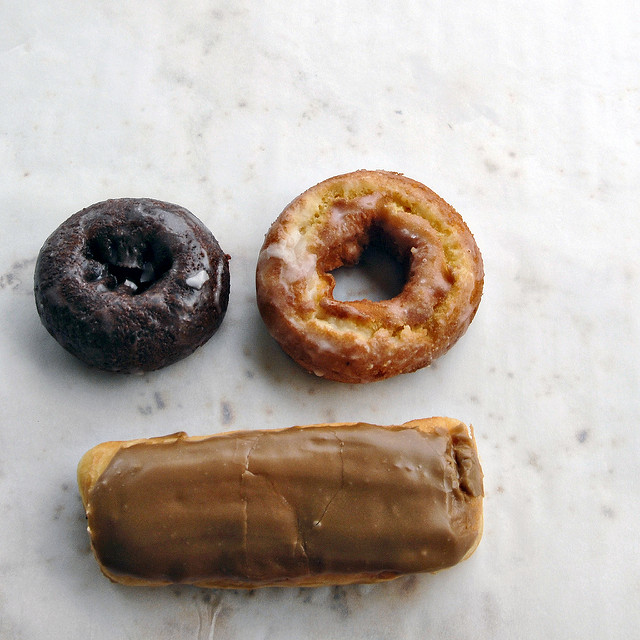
[{"xmin": 77, "ymin": 417, "xmax": 484, "ymax": 589}]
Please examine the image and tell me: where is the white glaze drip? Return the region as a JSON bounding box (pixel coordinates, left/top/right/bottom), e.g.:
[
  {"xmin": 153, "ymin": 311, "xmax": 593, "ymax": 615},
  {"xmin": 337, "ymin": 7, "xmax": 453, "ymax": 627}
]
[
  {"xmin": 212, "ymin": 260, "xmax": 225, "ymax": 310},
  {"xmin": 186, "ymin": 269, "xmax": 209, "ymax": 290},
  {"xmin": 261, "ymin": 228, "xmax": 317, "ymax": 284}
]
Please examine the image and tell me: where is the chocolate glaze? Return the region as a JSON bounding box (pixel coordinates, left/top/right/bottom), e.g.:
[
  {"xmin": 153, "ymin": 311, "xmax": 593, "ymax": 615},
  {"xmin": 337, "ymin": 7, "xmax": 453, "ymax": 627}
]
[
  {"xmin": 87, "ymin": 423, "xmax": 483, "ymax": 586},
  {"xmin": 34, "ymin": 198, "xmax": 230, "ymax": 372}
]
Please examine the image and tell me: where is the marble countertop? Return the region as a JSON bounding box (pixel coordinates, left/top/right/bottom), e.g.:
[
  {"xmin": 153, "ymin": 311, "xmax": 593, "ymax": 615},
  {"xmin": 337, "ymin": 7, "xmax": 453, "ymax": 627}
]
[{"xmin": 1, "ymin": 1, "xmax": 639, "ymax": 638}]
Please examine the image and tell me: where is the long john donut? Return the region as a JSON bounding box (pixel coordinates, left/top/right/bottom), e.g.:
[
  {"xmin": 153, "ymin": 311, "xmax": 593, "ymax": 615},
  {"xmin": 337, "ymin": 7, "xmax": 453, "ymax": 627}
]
[
  {"xmin": 78, "ymin": 418, "xmax": 483, "ymax": 589},
  {"xmin": 256, "ymin": 170, "xmax": 484, "ymax": 383}
]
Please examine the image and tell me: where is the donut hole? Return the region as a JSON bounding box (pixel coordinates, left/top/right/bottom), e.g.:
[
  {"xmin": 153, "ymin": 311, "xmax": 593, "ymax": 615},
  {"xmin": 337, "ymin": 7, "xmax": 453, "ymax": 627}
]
[
  {"xmin": 330, "ymin": 240, "xmax": 408, "ymax": 302},
  {"xmin": 86, "ymin": 232, "xmax": 173, "ymax": 294}
]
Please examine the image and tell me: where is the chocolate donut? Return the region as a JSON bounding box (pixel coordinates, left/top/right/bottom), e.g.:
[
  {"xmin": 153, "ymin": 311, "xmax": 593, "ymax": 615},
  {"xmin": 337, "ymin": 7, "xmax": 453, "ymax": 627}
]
[
  {"xmin": 34, "ymin": 198, "xmax": 230, "ymax": 373},
  {"xmin": 256, "ymin": 170, "xmax": 483, "ymax": 383}
]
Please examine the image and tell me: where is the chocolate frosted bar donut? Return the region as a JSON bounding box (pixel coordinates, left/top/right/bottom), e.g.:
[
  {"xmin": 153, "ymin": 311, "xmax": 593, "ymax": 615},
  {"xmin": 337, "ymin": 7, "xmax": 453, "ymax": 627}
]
[{"xmin": 77, "ymin": 418, "xmax": 483, "ymax": 588}]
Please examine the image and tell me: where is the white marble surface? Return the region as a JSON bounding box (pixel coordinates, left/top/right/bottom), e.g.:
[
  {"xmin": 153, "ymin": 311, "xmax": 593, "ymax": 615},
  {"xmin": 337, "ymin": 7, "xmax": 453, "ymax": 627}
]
[{"xmin": 1, "ymin": 1, "xmax": 639, "ymax": 638}]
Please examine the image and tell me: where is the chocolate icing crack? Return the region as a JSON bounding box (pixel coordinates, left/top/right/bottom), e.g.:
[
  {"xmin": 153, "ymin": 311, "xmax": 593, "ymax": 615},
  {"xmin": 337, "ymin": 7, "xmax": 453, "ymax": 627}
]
[
  {"xmin": 313, "ymin": 430, "xmax": 345, "ymax": 528},
  {"xmin": 297, "ymin": 516, "xmax": 310, "ymax": 575},
  {"xmin": 243, "ymin": 432, "xmax": 308, "ymax": 578},
  {"xmin": 241, "ymin": 434, "xmax": 263, "ymax": 573}
]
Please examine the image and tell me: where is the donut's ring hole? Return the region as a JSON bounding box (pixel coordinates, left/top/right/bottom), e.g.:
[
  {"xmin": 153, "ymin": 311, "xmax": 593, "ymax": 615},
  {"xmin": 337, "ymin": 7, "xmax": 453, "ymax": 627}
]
[
  {"xmin": 85, "ymin": 230, "xmax": 173, "ymax": 294},
  {"xmin": 330, "ymin": 230, "xmax": 409, "ymax": 302},
  {"xmin": 316, "ymin": 205, "xmax": 438, "ymax": 306}
]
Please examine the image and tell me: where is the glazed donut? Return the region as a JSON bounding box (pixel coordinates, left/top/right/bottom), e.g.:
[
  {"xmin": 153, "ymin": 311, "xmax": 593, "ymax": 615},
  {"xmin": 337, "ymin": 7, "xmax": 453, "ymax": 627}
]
[
  {"xmin": 34, "ymin": 198, "xmax": 230, "ymax": 373},
  {"xmin": 256, "ymin": 170, "xmax": 483, "ymax": 383},
  {"xmin": 77, "ymin": 418, "xmax": 483, "ymax": 588}
]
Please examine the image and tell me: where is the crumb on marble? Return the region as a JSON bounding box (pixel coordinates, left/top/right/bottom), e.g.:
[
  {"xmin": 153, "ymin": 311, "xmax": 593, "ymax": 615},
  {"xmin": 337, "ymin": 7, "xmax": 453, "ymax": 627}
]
[
  {"xmin": 221, "ymin": 400, "xmax": 234, "ymax": 425},
  {"xmin": 576, "ymin": 429, "xmax": 589, "ymax": 444}
]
